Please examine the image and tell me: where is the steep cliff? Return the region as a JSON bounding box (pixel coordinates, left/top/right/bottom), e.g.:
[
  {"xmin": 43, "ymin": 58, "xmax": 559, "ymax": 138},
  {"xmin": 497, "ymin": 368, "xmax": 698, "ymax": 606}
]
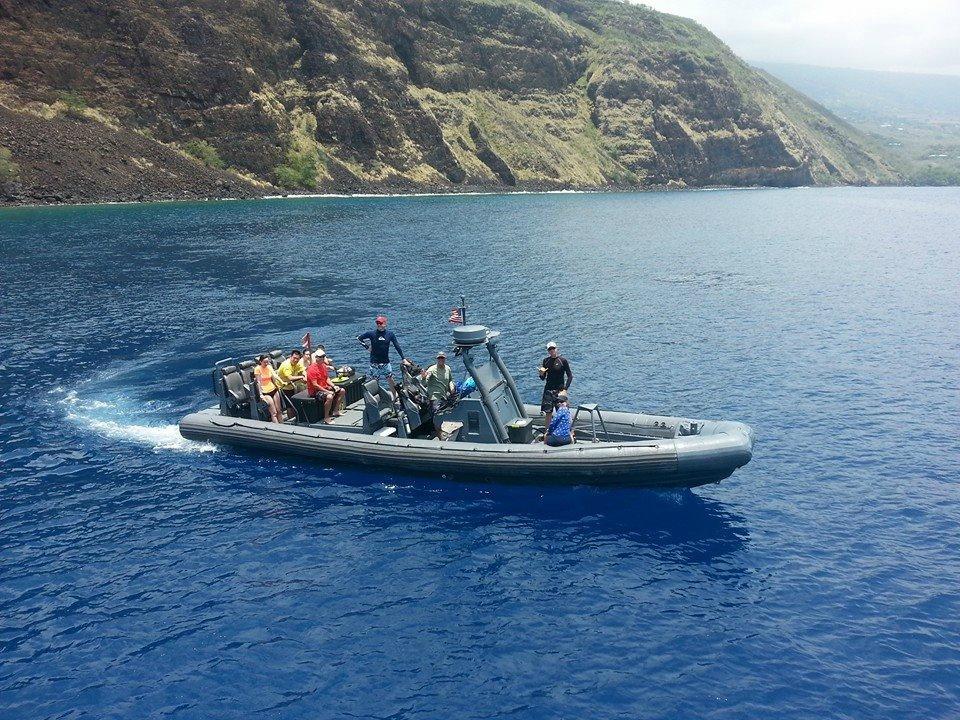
[{"xmin": 0, "ymin": 0, "xmax": 899, "ymax": 204}]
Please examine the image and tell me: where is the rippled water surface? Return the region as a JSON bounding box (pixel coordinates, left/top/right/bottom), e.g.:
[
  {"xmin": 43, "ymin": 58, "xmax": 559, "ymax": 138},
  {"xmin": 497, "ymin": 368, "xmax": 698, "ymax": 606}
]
[{"xmin": 2, "ymin": 188, "xmax": 959, "ymax": 719}]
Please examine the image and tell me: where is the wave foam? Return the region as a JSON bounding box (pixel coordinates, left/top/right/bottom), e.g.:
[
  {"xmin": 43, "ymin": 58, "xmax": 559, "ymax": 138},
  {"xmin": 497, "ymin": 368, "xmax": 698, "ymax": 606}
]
[{"xmin": 61, "ymin": 392, "xmax": 217, "ymax": 453}]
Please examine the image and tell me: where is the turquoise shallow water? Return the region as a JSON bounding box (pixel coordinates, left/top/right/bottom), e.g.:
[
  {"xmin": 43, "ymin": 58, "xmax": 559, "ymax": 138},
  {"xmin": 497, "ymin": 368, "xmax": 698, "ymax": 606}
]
[{"xmin": 1, "ymin": 187, "xmax": 959, "ymax": 719}]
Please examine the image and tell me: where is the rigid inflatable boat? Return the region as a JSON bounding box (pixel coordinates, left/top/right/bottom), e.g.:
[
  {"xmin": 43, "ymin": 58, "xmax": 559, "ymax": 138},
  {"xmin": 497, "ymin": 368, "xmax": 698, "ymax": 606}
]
[{"xmin": 179, "ymin": 325, "xmax": 754, "ymax": 488}]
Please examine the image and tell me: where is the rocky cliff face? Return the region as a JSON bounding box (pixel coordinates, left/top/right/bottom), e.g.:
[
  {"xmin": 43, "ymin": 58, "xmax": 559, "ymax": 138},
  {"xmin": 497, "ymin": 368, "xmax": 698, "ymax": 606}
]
[{"xmin": 0, "ymin": 0, "xmax": 898, "ymax": 204}]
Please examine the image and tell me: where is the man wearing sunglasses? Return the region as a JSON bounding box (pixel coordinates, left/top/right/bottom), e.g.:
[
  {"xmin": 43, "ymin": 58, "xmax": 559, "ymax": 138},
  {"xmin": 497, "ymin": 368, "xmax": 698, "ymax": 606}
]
[{"xmin": 357, "ymin": 315, "xmax": 409, "ymax": 395}]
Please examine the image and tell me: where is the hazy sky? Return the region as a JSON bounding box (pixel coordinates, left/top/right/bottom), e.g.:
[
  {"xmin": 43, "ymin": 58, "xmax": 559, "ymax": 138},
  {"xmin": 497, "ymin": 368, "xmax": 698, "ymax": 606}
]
[{"xmin": 640, "ymin": 0, "xmax": 960, "ymax": 75}]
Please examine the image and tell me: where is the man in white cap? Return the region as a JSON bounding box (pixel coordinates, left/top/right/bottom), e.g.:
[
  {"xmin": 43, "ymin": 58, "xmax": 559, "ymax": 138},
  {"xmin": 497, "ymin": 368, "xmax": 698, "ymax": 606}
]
[
  {"xmin": 421, "ymin": 350, "xmax": 456, "ymax": 433},
  {"xmin": 306, "ymin": 348, "xmax": 346, "ymax": 423},
  {"xmin": 538, "ymin": 340, "xmax": 573, "ymax": 432}
]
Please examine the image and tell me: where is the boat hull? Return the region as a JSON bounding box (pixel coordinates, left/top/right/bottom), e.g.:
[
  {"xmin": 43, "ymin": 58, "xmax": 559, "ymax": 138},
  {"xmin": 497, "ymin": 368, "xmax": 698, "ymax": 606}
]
[{"xmin": 179, "ymin": 407, "xmax": 754, "ymax": 488}]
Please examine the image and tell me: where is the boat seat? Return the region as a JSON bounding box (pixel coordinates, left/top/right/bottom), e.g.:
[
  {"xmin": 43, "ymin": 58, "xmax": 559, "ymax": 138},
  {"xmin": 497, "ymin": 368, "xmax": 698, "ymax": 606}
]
[
  {"xmin": 374, "ymin": 427, "xmax": 397, "ymax": 437},
  {"xmin": 269, "ymin": 350, "xmax": 283, "ymax": 369},
  {"xmin": 237, "ymin": 359, "xmax": 256, "ymax": 385},
  {"xmin": 363, "ymin": 379, "xmax": 395, "ymax": 432},
  {"xmin": 220, "ymin": 366, "xmax": 250, "ymax": 417}
]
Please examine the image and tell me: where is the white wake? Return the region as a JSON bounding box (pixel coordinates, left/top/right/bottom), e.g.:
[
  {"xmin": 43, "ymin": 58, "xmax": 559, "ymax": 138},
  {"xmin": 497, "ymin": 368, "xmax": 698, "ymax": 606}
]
[{"xmin": 60, "ymin": 390, "xmax": 218, "ymax": 453}]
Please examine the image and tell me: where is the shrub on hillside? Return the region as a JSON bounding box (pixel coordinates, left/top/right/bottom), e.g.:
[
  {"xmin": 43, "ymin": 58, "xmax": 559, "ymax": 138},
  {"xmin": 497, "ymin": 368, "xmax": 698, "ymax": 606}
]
[
  {"xmin": 60, "ymin": 91, "xmax": 89, "ymax": 120},
  {"xmin": 911, "ymin": 165, "xmax": 960, "ymax": 187},
  {"xmin": 274, "ymin": 150, "xmax": 318, "ymax": 190},
  {"xmin": 0, "ymin": 147, "xmax": 19, "ymax": 183},
  {"xmin": 183, "ymin": 140, "xmax": 225, "ymax": 169}
]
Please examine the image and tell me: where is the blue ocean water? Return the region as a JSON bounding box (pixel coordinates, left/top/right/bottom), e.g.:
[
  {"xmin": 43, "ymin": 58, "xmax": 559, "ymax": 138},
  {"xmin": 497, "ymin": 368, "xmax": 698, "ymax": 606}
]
[{"xmin": 1, "ymin": 187, "xmax": 959, "ymax": 719}]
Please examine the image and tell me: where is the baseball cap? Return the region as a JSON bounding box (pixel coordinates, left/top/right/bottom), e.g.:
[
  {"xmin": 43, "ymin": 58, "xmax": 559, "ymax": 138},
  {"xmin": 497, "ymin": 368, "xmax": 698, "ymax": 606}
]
[
  {"xmin": 546, "ymin": 341, "xmax": 557, "ymax": 349},
  {"xmin": 437, "ymin": 350, "xmax": 447, "ymax": 358},
  {"xmin": 314, "ymin": 348, "xmax": 326, "ymax": 358}
]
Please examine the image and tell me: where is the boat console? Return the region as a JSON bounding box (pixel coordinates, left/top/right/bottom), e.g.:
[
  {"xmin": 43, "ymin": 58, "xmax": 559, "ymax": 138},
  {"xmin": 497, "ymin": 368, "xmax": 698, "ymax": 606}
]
[{"xmin": 437, "ymin": 325, "xmax": 528, "ymax": 443}]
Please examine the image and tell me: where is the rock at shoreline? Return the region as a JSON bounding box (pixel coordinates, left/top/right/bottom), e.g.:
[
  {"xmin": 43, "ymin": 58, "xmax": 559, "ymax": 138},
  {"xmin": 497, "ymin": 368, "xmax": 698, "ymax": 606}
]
[{"xmin": 0, "ymin": 106, "xmax": 265, "ymax": 205}]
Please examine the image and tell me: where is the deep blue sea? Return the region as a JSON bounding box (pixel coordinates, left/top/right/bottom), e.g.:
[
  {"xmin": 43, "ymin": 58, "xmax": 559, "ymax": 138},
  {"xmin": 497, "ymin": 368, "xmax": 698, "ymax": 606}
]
[{"xmin": 1, "ymin": 187, "xmax": 959, "ymax": 719}]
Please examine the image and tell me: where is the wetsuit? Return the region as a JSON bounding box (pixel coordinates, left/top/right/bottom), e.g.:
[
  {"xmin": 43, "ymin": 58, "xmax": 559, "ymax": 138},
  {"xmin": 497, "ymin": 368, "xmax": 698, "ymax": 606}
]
[
  {"xmin": 358, "ymin": 329, "xmax": 405, "ymax": 382},
  {"xmin": 539, "ymin": 355, "xmax": 573, "ymax": 411}
]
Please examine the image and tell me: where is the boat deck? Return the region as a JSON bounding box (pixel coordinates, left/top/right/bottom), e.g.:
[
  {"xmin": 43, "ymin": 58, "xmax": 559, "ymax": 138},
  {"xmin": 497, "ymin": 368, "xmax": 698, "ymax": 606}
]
[{"xmin": 303, "ymin": 400, "xmax": 366, "ymax": 430}]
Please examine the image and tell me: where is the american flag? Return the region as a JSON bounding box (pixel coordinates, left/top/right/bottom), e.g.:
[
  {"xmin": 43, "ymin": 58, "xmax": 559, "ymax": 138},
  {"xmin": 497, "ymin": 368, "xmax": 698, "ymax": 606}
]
[
  {"xmin": 300, "ymin": 332, "xmax": 312, "ymax": 350},
  {"xmin": 448, "ymin": 307, "xmax": 463, "ymax": 324}
]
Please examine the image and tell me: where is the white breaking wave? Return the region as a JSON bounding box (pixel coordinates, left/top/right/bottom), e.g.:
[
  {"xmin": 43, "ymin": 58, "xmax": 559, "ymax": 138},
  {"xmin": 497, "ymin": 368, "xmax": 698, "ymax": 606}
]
[
  {"xmin": 60, "ymin": 391, "xmax": 217, "ymax": 453},
  {"xmin": 260, "ymin": 188, "xmax": 597, "ymax": 200}
]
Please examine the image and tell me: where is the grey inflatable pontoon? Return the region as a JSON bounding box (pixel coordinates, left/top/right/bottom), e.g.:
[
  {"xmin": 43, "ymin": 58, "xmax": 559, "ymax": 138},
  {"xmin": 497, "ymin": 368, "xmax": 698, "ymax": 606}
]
[{"xmin": 179, "ymin": 325, "xmax": 754, "ymax": 488}]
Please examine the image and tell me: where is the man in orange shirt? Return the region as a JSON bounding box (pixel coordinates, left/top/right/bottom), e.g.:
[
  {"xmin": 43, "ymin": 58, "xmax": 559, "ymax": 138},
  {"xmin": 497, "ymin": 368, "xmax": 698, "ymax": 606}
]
[{"xmin": 306, "ymin": 349, "xmax": 346, "ymax": 424}]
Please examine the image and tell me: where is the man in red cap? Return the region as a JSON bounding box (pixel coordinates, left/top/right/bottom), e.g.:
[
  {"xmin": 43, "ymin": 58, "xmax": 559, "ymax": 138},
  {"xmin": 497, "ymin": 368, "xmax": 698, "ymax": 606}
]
[{"xmin": 357, "ymin": 315, "xmax": 409, "ymax": 394}]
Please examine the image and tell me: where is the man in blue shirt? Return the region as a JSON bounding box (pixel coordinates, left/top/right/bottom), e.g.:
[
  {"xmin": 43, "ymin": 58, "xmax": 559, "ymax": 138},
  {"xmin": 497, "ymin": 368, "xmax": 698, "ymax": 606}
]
[{"xmin": 357, "ymin": 315, "xmax": 409, "ymax": 394}]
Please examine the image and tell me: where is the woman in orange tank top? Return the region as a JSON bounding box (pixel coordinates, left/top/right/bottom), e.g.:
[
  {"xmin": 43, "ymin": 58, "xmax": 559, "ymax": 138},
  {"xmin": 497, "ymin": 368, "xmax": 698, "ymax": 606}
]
[{"xmin": 254, "ymin": 355, "xmax": 281, "ymax": 423}]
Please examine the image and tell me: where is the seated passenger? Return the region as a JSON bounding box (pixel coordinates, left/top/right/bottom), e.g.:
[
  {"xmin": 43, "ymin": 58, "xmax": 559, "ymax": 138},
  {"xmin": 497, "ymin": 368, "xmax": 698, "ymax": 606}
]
[
  {"xmin": 306, "ymin": 348, "xmax": 346, "ymax": 424},
  {"xmin": 322, "ymin": 351, "xmax": 347, "ymax": 410},
  {"xmin": 276, "ymin": 348, "xmax": 307, "ymax": 419},
  {"xmin": 254, "ymin": 354, "xmax": 281, "ymax": 423},
  {"xmin": 421, "ymin": 350, "xmax": 456, "ymax": 432},
  {"xmin": 317, "ymin": 346, "xmax": 336, "ymax": 373},
  {"xmin": 544, "ymin": 390, "xmax": 574, "ymax": 447}
]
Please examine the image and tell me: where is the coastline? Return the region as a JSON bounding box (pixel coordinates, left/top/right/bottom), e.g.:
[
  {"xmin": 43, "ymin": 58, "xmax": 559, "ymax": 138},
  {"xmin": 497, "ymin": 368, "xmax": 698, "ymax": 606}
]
[
  {"xmin": 0, "ymin": 182, "xmax": 831, "ymax": 212},
  {"xmin": 8, "ymin": 181, "xmax": 950, "ymax": 213}
]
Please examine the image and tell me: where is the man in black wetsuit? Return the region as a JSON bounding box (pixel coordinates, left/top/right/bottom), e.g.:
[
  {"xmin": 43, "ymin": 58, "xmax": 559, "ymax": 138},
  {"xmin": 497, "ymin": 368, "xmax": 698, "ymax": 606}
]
[
  {"xmin": 538, "ymin": 341, "xmax": 573, "ymax": 432},
  {"xmin": 357, "ymin": 315, "xmax": 409, "ymax": 395}
]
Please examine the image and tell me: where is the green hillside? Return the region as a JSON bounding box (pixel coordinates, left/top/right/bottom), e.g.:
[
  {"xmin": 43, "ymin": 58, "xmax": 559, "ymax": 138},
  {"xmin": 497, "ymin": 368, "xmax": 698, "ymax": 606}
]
[{"xmin": 758, "ymin": 61, "xmax": 960, "ymax": 185}]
